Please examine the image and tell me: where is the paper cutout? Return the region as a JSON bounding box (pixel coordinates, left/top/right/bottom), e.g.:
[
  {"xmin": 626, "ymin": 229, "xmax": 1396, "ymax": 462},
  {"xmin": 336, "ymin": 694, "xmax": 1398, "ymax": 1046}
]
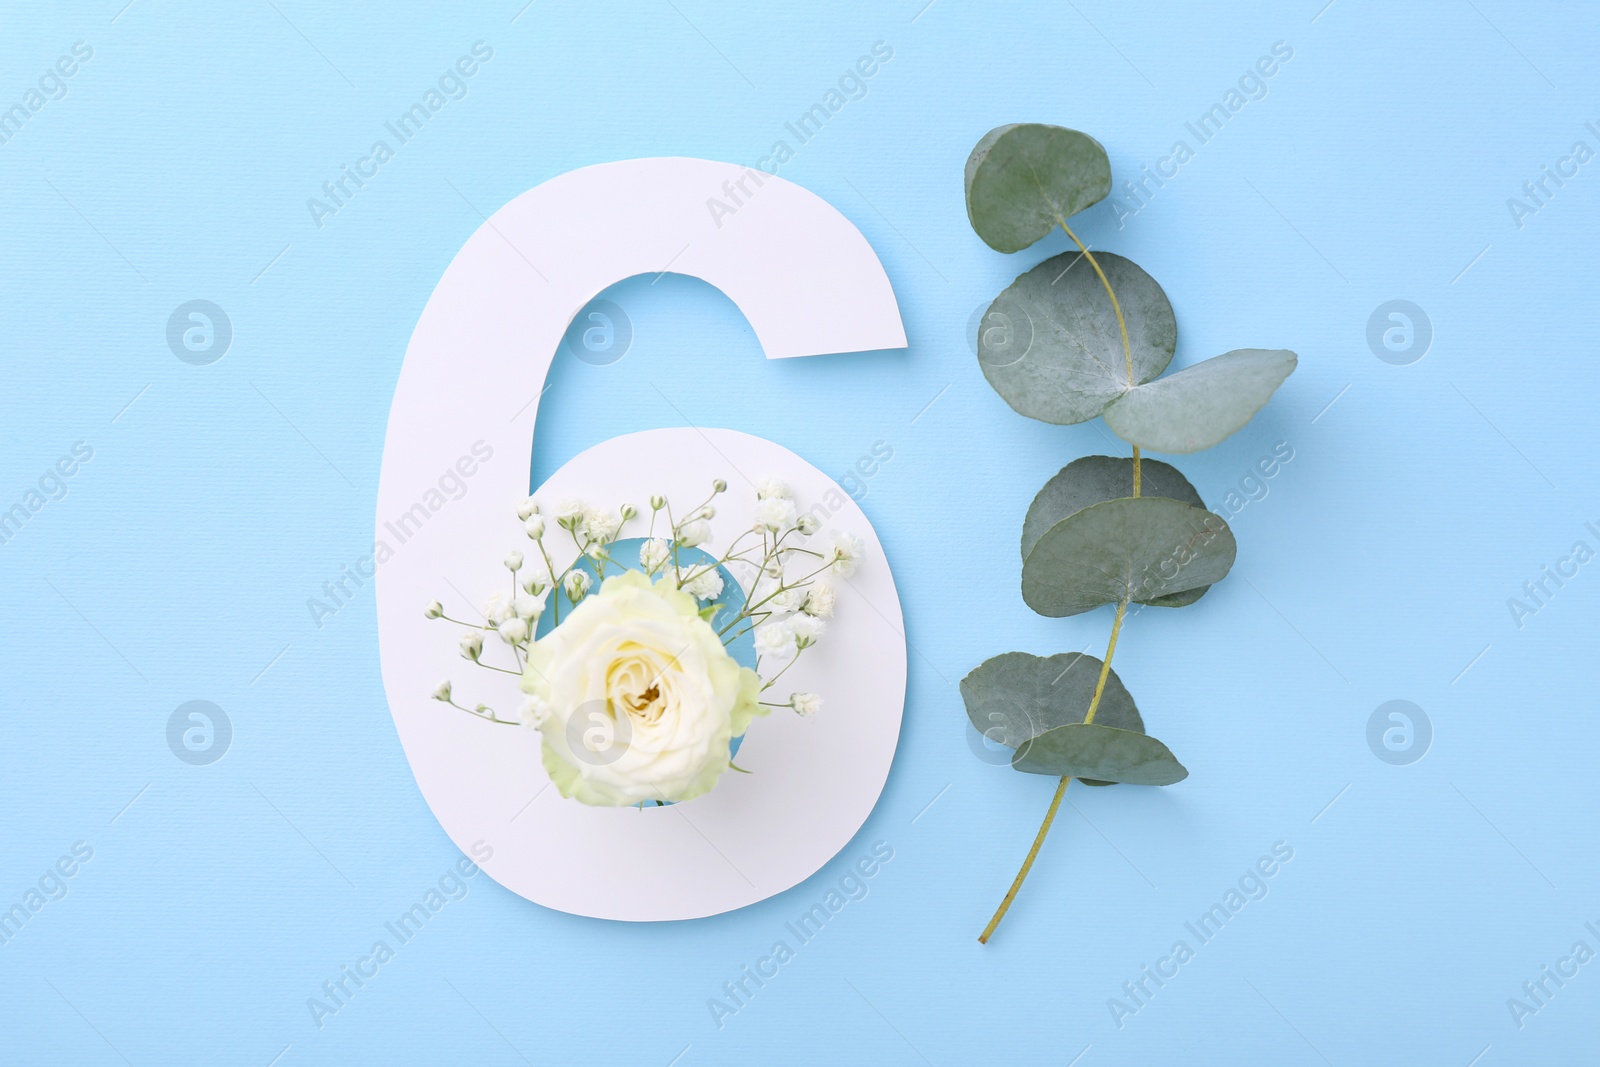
[{"xmin": 375, "ymin": 158, "xmax": 908, "ymax": 920}]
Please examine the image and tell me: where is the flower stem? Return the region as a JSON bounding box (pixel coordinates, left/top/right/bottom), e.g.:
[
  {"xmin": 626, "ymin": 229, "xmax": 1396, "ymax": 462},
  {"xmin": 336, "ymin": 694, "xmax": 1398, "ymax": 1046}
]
[
  {"xmin": 979, "ymin": 594, "xmax": 1130, "ymax": 944},
  {"xmin": 1056, "ymin": 217, "xmax": 1141, "ymax": 498},
  {"xmin": 979, "ymin": 774, "xmax": 1071, "ymax": 944}
]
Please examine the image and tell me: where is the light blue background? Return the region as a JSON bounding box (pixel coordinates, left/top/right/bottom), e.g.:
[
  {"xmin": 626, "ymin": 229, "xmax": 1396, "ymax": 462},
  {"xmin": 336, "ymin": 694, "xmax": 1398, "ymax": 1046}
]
[{"xmin": 2, "ymin": 1, "xmax": 1595, "ymax": 1063}]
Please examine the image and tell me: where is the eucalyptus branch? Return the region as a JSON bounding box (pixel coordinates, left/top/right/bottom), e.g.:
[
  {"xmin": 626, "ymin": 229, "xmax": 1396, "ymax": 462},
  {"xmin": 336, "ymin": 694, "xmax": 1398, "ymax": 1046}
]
[{"xmin": 963, "ymin": 123, "xmax": 1297, "ymax": 945}]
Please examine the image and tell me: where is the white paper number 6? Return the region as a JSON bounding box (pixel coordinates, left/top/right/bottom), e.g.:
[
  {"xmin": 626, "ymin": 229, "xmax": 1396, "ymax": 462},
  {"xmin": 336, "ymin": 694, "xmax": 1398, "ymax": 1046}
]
[{"xmin": 374, "ymin": 158, "xmax": 910, "ymax": 920}]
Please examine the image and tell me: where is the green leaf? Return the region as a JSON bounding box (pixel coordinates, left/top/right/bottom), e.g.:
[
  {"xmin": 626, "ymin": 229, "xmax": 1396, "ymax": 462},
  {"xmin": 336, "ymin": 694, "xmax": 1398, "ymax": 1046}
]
[
  {"xmin": 1012, "ymin": 723, "xmax": 1188, "ymax": 785},
  {"xmin": 977, "ymin": 251, "xmax": 1177, "ymax": 425},
  {"xmin": 1021, "ymin": 497, "xmax": 1237, "ymax": 617},
  {"xmin": 961, "ymin": 651, "xmax": 1142, "ymax": 750},
  {"xmin": 1103, "ymin": 349, "xmax": 1298, "ymax": 454},
  {"xmin": 1021, "ymin": 456, "xmax": 1214, "ymax": 610},
  {"xmin": 1021, "ymin": 456, "xmax": 1205, "ymax": 559},
  {"xmin": 964, "ymin": 124, "xmax": 1112, "ymax": 253}
]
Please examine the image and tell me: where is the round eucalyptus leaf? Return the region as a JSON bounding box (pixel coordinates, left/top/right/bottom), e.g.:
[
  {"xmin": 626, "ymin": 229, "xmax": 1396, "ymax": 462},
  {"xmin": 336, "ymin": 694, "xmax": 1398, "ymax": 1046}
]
[
  {"xmin": 1021, "ymin": 456, "xmax": 1215, "ymax": 609},
  {"xmin": 977, "ymin": 252, "xmax": 1176, "ymax": 425},
  {"xmin": 961, "ymin": 650, "xmax": 1142, "ymax": 752},
  {"xmin": 1022, "ymin": 497, "xmax": 1237, "ymax": 617},
  {"xmin": 1021, "ymin": 456, "xmax": 1204, "ymax": 559},
  {"xmin": 1012, "ymin": 723, "xmax": 1188, "ymax": 785},
  {"xmin": 1103, "ymin": 349, "xmax": 1299, "ymax": 454},
  {"xmin": 964, "ymin": 124, "xmax": 1112, "ymax": 253}
]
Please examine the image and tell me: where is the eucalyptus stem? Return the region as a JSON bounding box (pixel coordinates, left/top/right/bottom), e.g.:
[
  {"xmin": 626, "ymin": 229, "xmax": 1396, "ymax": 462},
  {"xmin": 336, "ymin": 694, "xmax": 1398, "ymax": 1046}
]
[
  {"xmin": 1083, "ymin": 596, "xmax": 1129, "ymax": 726},
  {"xmin": 979, "ymin": 774, "xmax": 1071, "ymax": 944},
  {"xmin": 980, "ymin": 594, "xmax": 1131, "ymax": 943},
  {"xmin": 1057, "ymin": 217, "xmax": 1141, "ymax": 499}
]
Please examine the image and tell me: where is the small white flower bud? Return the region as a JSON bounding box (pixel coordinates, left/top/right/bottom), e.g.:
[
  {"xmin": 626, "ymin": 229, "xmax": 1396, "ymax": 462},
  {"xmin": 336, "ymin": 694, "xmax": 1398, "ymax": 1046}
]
[
  {"xmin": 515, "ymin": 594, "xmax": 544, "ymax": 620},
  {"xmin": 698, "ymin": 506, "xmax": 716, "ymax": 520},
  {"xmin": 424, "ymin": 600, "xmax": 443, "ymax": 619},
  {"xmin": 459, "ymin": 632, "xmax": 483, "ymax": 661},
  {"xmin": 791, "ymin": 692, "xmax": 822, "ymax": 717},
  {"xmin": 620, "ymin": 503, "xmax": 638, "ymax": 521},
  {"xmin": 516, "ymin": 497, "xmax": 539, "ymax": 520},
  {"xmin": 524, "ymin": 515, "xmax": 546, "ymax": 540},
  {"xmin": 564, "ymin": 570, "xmax": 592, "ymax": 602},
  {"xmin": 555, "ymin": 498, "xmax": 585, "ymax": 530},
  {"xmin": 712, "ymin": 478, "xmax": 727, "ymax": 493},
  {"xmin": 677, "ymin": 520, "xmax": 711, "ymax": 548},
  {"xmin": 796, "ymin": 515, "xmax": 820, "ymax": 536},
  {"xmin": 521, "ymin": 574, "xmax": 546, "ymax": 595},
  {"xmin": 431, "ymin": 680, "xmax": 452, "ymax": 702},
  {"xmin": 498, "ymin": 617, "xmax": 528, "ymax": 644},
  {"xmin": 649, "ymin": 494, "xmax": 666, "ymax": 511},
  {"xmin": 504, "ymin": 550, "xmax": 523, "ymax": 571}
]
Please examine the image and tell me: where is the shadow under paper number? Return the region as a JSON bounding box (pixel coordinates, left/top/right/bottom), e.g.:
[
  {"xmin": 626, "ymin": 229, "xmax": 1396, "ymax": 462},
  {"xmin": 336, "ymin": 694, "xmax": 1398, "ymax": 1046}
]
[
  {"xmin": 1366, "ymin": 699, "xmax": 1431, "ymax": 765},
  {"xmin": 167, "ymin": 700, "xmax": 232, "ymax": 766},
  {"xmin": 562, "ymin": 299, "xmax": 632, "ymax": 366},
  {"xmin": 166, "ymin": 300, "xmax": 232, "ymax": 365},
  {"xmin": 1366, "ymin": 300, "xmax": 1431, "ymax": 366}
]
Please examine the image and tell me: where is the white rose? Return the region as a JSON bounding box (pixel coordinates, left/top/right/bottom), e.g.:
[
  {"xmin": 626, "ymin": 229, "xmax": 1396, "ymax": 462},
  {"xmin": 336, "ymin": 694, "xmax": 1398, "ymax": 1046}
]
[{"xmin": 520, "ymin": 571, "xmax": 764, "ymax": 806}]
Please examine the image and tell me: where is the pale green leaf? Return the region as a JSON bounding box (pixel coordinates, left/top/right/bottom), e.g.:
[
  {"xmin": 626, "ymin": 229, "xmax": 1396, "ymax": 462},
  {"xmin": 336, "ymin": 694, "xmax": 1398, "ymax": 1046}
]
[{"xmin": 1103, "ymin": 349, "xmax": 1298, "ymax": 454}]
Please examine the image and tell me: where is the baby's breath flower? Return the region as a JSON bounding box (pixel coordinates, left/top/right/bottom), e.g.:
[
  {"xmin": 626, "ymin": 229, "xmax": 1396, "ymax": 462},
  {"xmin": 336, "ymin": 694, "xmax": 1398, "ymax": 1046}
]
[
  {"xmin": 712, "ymin": 478, "xmax": 727, "ymax": 493},
  {"xmin": 826, "ymin": 531, "xmax": 864, "ymax": 576},
  {"xmin": 639, "ymin": 538, "xmax": 672, "ymax": 575},
  {"xmin": 769, "ymin": 587, "xmax": 805, "ymax": 613},
  {"xmin": 431, "ymin": 680, "xmax": 452, "ymax": 702},
  {"xmin": 581, "ymin": 506, "xmax": 619, "ymax": 542},
  {"xmin": 649, "ymin": 493, "xmax": 666, "ymax": 511},
  {"xmin": 424, "ymin": 600, "xmax": 444, "ymax": 619},
  {"xmin": 555, "ymin": 498, "xmax": 585, "ymax": 530},
  {"xmin": 791, "ymin": 692, "xmax": 822, "ymax": 717},
  {"xmin": 524, "ymin": 515, "xmax": 546, "ymax": 540},
  {"xmin": 515, "ymin": 593, "xmax": 545, "ymax": 621},
  {"xmin": 485, "ymin": 591, "xmax": 515, "ymax": 625},
  {"xmin": 796, "ymin": 514, "xmax": 820, "ymax": 536},
  {"xmin": 790, "ymin": 614, "xmax": 825, "ymax": 648},
  {"xmin": 756, "ymin": 477, "xmax": 791, "ymax": 500},
  {"xmin": 459, "ymin": 632, "xmax": 483, "ymax": 661},
  {"xmin": 620, "ymin": 503, "xmax": 638, "ymax": 521},
  {"xmin": 564, "ymin": 569, "xmax": 592, "ymax": 602},
  {"xmin": 753, "ymin": 496, "xmax": 798, "ymax": 531},
  {"xmin": 516, "ymin": 497, "xmax": 539, "ymax": 521},
  {"xmin": 754, "ymin": 622, "xmax": 795, "ymax": 661},
  {"xmin": 521, "ymin": 572, "xmax": 547, "ymax": 596},
  {"xmin": 680, "ymin": 566, "xmax": 724, "ymax": 601},
  {"xmin": 677, "ymin": 519, "xmax": 711, "ymax": 548},
  {"xmin": 518, "ymin": 695, "xmax": 551, "ymax": 728},
  {"xmin": 802, "ymin": 582, "xmax": 836, "ymax": 618},
  {"xmin": 498, "ymin": 617, "xmax": 528, "ymax": 644},
  {"xmin": 504, "ymin": 550, "xmax": 524, "ymax": 572}
]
